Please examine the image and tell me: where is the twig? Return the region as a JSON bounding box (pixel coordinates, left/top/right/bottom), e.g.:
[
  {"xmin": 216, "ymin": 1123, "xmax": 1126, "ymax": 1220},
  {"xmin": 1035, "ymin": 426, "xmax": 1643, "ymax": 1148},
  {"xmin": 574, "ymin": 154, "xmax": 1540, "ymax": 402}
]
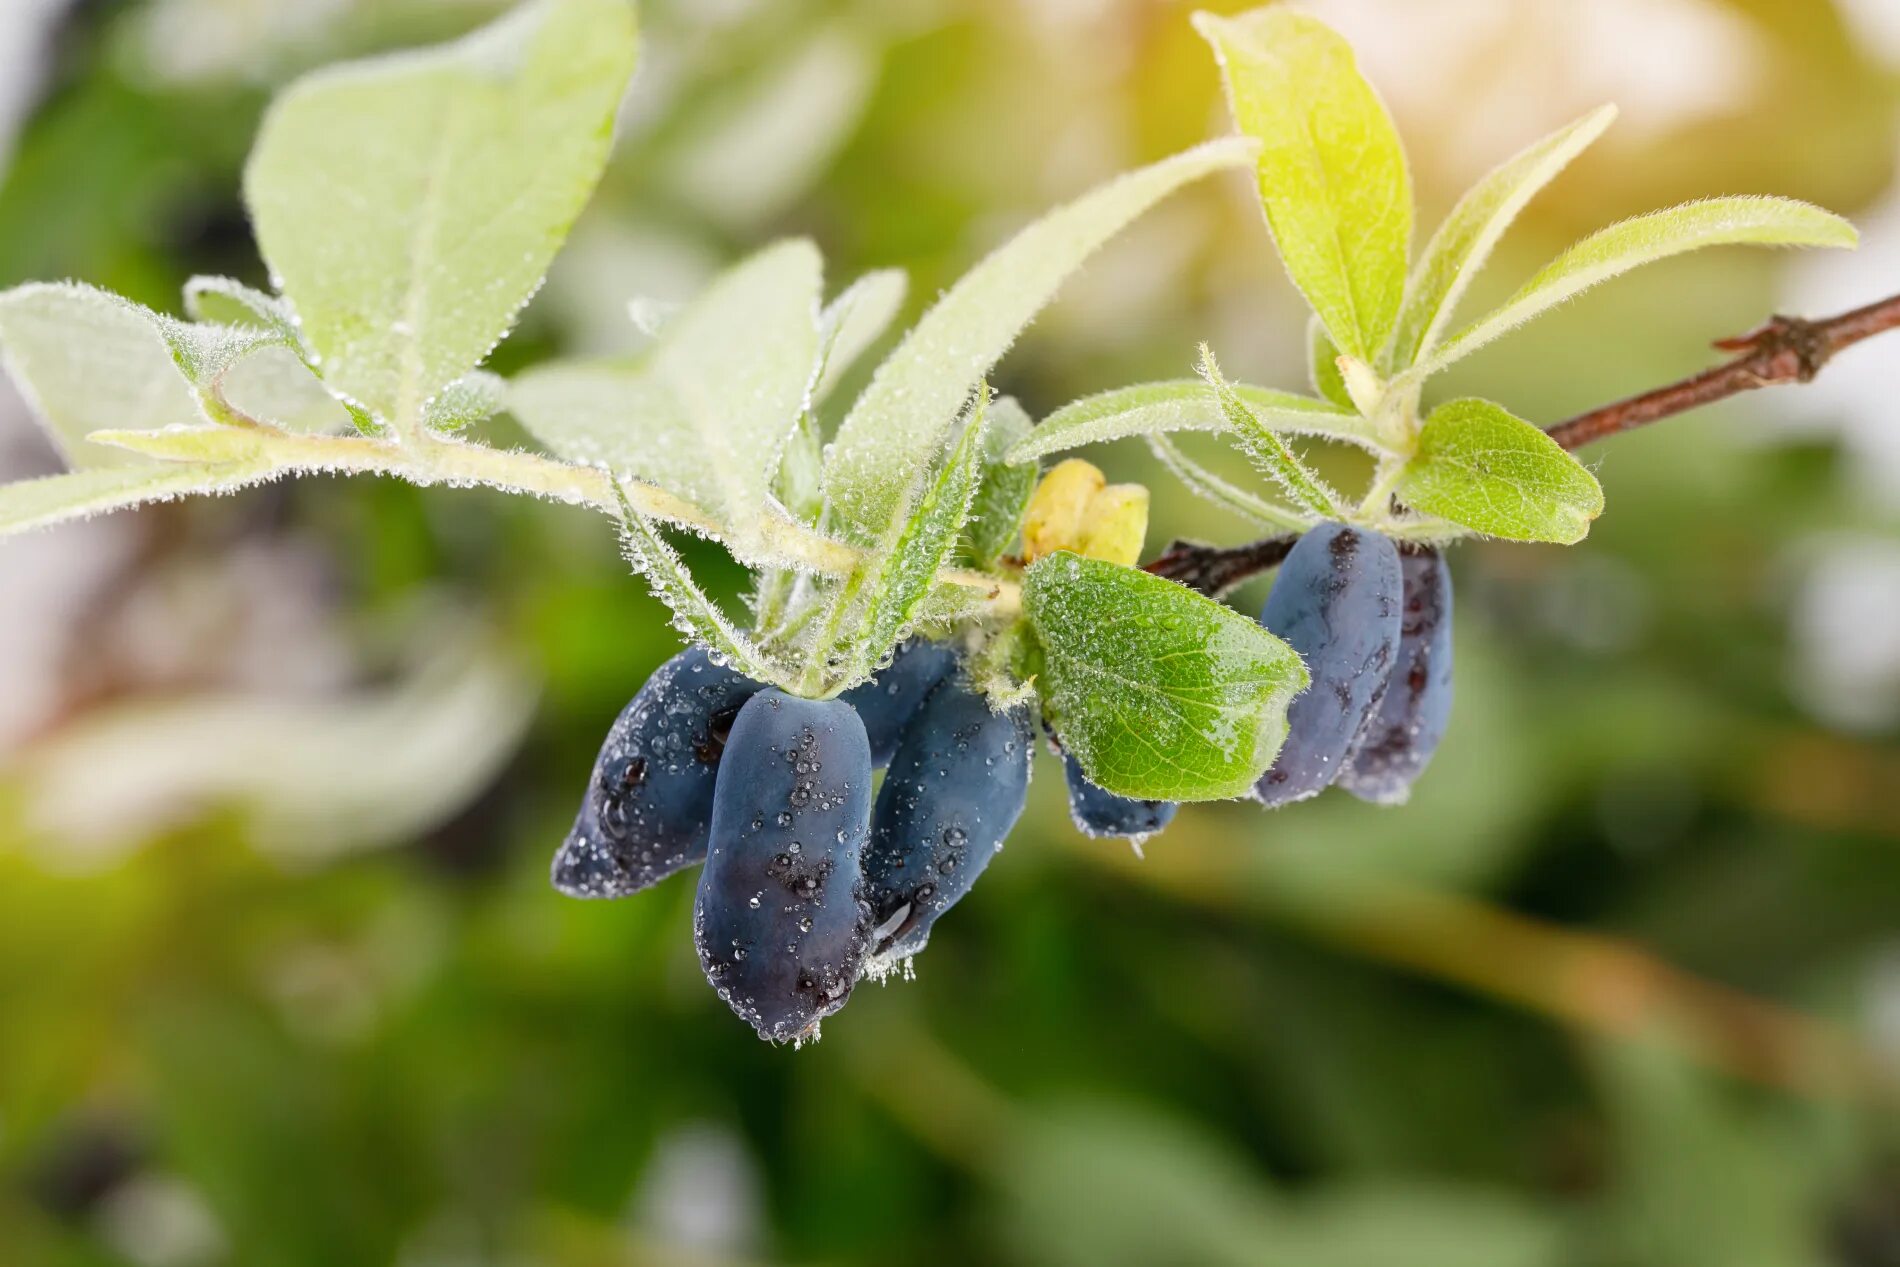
[
  {"xmin": 1147, "ymin": 291, "xmax": 1900, "ymax": 594},
  {"xmin": 1545, "ymin": 292, "xmax": 1900, "ymax": 450},
  {"xmin": 1143, "ymin": 535, "xmax": 1295, "ymax": 595}
]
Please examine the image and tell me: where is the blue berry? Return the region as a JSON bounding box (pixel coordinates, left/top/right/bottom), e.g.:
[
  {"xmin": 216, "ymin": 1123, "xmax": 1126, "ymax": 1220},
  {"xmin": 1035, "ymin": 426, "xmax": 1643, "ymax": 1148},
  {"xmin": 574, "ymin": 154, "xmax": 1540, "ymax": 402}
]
[
  {"xmin": 862, "ymin": 678, "xmax": 1032, "ymax": 965},
  {"xmin": 839, "ymin": 639, "xmax": 958, "ymax": 767},
  {"xmin": 1063, "ymin": 754, "xmax": 1178, "ymax": 839},
  {"xmin": 551, "ymin": 647, "xmax": 763, "ymax": 899},
  {"xmin": 1339, "ymin": 546, "xmax": 1454, "ymax": 805},
  {"xmin": 694, "ymin": 689, "xmax": 873, "ymax": 1043},
  {"xmin": 1255, "ymin": 523, "xmax": 1404, "ymax": 806}
]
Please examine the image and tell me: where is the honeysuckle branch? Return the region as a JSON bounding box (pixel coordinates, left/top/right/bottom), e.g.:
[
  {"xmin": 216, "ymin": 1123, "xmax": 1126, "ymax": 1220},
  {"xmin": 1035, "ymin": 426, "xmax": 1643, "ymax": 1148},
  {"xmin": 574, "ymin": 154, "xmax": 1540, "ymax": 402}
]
[
  {"xmin": 1146, "ymin": 291, "xmax": 1900, "ymax": 594},
  {"xmin": 1543, "ymin": 291, "xmax": 1900, "ymax": 450},
  {"xmin": 103, "ymin": 426, "xmax": 1021, "ymax": 614}
]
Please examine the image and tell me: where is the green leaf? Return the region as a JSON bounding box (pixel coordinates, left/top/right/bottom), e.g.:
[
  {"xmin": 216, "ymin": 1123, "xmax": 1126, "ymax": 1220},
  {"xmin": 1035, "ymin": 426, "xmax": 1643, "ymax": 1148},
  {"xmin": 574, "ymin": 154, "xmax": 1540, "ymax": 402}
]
[
  {"xmin": 1397, "ymin": 398, "xmax": 1604, "ymax": 544},
  {"xmin": 1194, "ymin": 7, "xmax": 1413, "ymax": 362},
  {"xmin": 1147, "ymin": 433, "xmax": 1310, "ymax": 532},
  {"xmin": 1024, "ymin": 553, "xmax": 1307, "ymax": 802},
  {"xmin": 611, "ymin": 481, "xmax": 789, "ymax": 688},
  {"xmin": 1385, "ymin": 106, "xmax": 1617, "ymax": 372},
  {"xmin": 184, "ymin": 277, "xmax": 373, "ymax": 433},
  {"xmin": 966, "ymin": 396, "xmax": 1037, "ymax": 568},
  {"xmin": 1307, "ymin": 317, "xmax": 1354, "ymax": 411},
  {"xmin": 0, "ymin": 461, "xmax": 276, "ymax": 537},
  {"xmin": 220, "ymin": 347, "xmax": 360, "ymax": 435},
  {"xmin": 87, "ymin": 427, "xmax": 267, "ymax": 464},
  {"xmin": 1008, "ymin": 379, "xmax": 1373, "ymax": 465},
  {"xmin": 843, "ymin": 401, "xmax": 989, "ymax": 676},
  {"xmin": 1198, "ymin": 349, "xmax": 1340, "ymax": 519},
  {"xmin": 183, "ymin": 276, "xmax": 305, "ymax": 349},
  {"xmin": 822, "ymin": 138, "xmax": 1255, "ymax": 547},
  {"xmin": 0, "ymin": 283, "xmax": 205, "ymax": 468},
  {"xmin": 1417, "ymin": 196, "xmax": 1860, "ymax": 378},
  {"xmin": 815, "ymin": 268, "xmax": 907, "ymax": 400},
  {"xmin": 244, "ymin": 0, "xmax": 637, "ymax": 433},
  {"xmin": 424, "ymin": 371, "xmax": 506, "ymax": 433},
  {"xmin": 509, "ymin": 240, "xmax": 823, "ymax": 545}
]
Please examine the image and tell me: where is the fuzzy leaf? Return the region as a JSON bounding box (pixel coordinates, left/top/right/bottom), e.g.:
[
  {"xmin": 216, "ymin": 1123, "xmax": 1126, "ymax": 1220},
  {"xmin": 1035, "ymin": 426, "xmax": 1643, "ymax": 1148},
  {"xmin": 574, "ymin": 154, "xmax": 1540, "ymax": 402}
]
[
  {"xmin": 184, "ymin": 277, "xmax": 373, "ymax": 433},
  {"xmin": 612, "ymin": 481, "xmax": 788, "ymax": 687},
  {"xmin": 1009, "ymin": 378, "xmax": 1372, "ymax": 464},
  {"xmin": 87, "ymin": 427, "xmax": 267, "ymax": 464},
  {"xmin": 966, "ymin": 396, "xmax": 1036, "ymax": 568},
  {"xmin": 815, "ymin": 268, "xmax": 907, "ymax": 400},
  {"xmin": 1199, "ymin": 350, "xmax": 1339, "ymax": 518},
  {"xmin": 1147, "ymin": 433, "xmax": 1310, "ymax": 532},
  {"xmin": 424, "ymin": 371, "xmax": 506, "ymax": 433},
  {"xmin": 244, "ymin": 0, "xmax": 637, "ymax": 432},
  {"xmin": 1194, "ymin": 7, "xmax": 1413, "ymax": 362},
  {"xmin": 1398, "ymin": 398, "xmax": 1604, "ymax": 544},
  {"xmin": 1307, "ymin": 318, "xmax": 1354, "ymax": 411},
  {"xmin": 183, "ymin": 276, "xmax": 305, "ymax": 347},
  {"xmin": 510, "ymin": 240, "xmax": 823, "ymax": 543},
  {"xmin": 1386, "ymin": 106, "xmax": 1617, "ymax": 372},
  {"xmin": 846, "ymin": 404, "xmax": 989, "ymax": 675},
  {"xmin": 0, "ymin": 461, "xmax": 276, "ymax": 536},
  {"xmin": 0, "ymin": 283, "xmax": 206, "ymax": 468},
  {"xmin": 1418, "ymin": 197, "xmax": 1859, "ymax": 378},
  {"xmin": 222, "ymin": 348, "xmax": 360, "ymax": 434},
  {"xmin": 822, "ymin": 138, "xmax": 1255, "ymax": 547},
  {"xmin": 1024, "ymin": 553, "xmax": 1308, "ymax": 801}
]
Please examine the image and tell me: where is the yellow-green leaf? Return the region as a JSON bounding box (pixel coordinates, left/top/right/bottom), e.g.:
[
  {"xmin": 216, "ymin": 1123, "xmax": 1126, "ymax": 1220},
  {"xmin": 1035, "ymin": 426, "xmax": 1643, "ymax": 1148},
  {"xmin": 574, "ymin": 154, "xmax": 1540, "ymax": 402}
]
[{"xmin": 1195, "ymin": 7, "xmax": 1413, "ymax": 362}]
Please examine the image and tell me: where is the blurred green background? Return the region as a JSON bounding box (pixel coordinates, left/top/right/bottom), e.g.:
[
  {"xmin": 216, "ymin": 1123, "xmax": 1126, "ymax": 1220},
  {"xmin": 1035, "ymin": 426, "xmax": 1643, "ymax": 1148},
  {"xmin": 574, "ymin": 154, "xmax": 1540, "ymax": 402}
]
[{"xmin": 2, "ymin": 1, "xmax": 1899, "ymax": 1263}]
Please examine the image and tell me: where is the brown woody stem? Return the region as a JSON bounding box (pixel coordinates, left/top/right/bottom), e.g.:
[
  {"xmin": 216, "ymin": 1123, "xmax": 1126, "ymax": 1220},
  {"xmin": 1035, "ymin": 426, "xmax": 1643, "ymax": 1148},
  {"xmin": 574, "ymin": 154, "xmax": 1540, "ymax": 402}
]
[{"xmin": 1148, "ymin": 292, "xmax": 1900, "ymax": 593}]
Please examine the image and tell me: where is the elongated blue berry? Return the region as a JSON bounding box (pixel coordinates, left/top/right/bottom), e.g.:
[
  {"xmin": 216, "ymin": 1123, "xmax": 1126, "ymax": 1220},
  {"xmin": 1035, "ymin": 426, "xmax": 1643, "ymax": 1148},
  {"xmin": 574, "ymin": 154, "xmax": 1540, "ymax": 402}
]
[
  {"xmin": 695, "ymin": 690, "xmax": 873, "ymax": 1043},
  {"xmin": 862, "ymin": 679, "xmax": 1032, "ymax": 966},
  {"xmin": 1254, "ymin": 522, "xmax": 1404, "ymax": 806},
  {"xmin": 1063, "ymin": 754, "xmax": 1178, "ymax": 839},
  {"xmin": 839, "ymin": 639, "xmax": 958, "ymax": 767},
  {"xmin": 1339, "ymin": 546, "xmax": 1454, "ymax": 805},
  {"xmin": 552, "ymin": 648, "xmax": 764, "ymax": 899}
]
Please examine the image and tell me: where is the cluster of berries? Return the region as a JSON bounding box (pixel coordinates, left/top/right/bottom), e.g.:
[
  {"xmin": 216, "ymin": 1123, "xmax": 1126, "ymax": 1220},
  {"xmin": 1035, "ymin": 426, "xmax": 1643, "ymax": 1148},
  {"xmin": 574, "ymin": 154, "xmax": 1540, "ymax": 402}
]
[
  {"xmin": 549, "ymin": 518, "xmax": 1452, "ymax": 1044},
  {"xmin": 550, "ymin": 640, "xmax": 1148, "ymax": 1043}
]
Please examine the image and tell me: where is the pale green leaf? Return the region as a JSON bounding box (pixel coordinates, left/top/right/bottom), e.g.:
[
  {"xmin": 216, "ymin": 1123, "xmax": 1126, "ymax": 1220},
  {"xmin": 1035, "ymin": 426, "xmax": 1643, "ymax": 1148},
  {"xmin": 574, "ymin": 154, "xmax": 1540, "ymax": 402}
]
[
  {"xmin": 966, "ymin": 396, "xmax": 1036, "ymax": 568},
  {"xmin": 845, "ymin": 403, "xmax": 989, "ymax": 675},
  {"xmin": 0, "ymin": 280, "xmax": 347, "ymax": 445},
  {"xmin": 510, "ymin": 240, "xmax": 823, "ymax": 543},
  {"xmin": 775, "ymin": 411, "xmax": 825, "ymax": 527},
  {"xmin": 1194, "ymin": 7, "xmax": 1413, "ymax": 362},
  {"xmin": 424, "ymin": 371, "xmax": 506, "ymax": 433},
  {"xmin": 87, "ymin": 427, "xmax": 267, "ymax": 464},
  {"xmin": 150, "ymin": 314, "xmax": 295, "ymax": 392},
  {"xmin": 1307, "ymin": 317, "xmax": 1353, "ymax": 411},
  {"xmin": 1397, "ymin": 398, "xmax": 1604, "ymax": 544},
  {"xmin": 814, "ymin": 268, "xmax": 906, "ymax": 400},
  {"xmin": 183, "ymin": 275, "xmax": 304, "ymax": 348},
  {"xmin": 184, "ymin": 277, "xmax": 376, "ymax": 433},
  {"xmin": 0, "ymin": 461, "xmax": 276, "ymax": 537},
  {"xmin": 1418, "ymin": 196, "xmax": 1860, "ymax": 378},
  {"xmin": 1385, "ymin": 105, "xmax": 1617, "ymax": 372},
  {"xmin": 1008, "ymin": 378, "xmax": 1372, "ymax": 464},
  {"xmin": 1147, "ymin": 433, "xmax": 1310, "ymax": 532},
  {"xmin": 244, "ymin": 0, "xmax": 637, "ymax": 432},
  {"xmin": 822, "ymin": 138, "xmax": 1255, "ymax": 547},
  {"xmin": 1024, "ymin": 553, "xmax": 1308, "ymax": 801},
  {"xmin": 220, "ymin": 347, "xmax": 359, "ymax": 434},
  {"xmin": 1199, "ymin": 349, "xmax": 1339, "ymax": 518},
  {"xmin": 612, "ymin": 481, "xmax": 789, "ymax": 688},
  {"xmin": 0, "ymin": 283, "xmax": 204, "ymax": 468}
]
